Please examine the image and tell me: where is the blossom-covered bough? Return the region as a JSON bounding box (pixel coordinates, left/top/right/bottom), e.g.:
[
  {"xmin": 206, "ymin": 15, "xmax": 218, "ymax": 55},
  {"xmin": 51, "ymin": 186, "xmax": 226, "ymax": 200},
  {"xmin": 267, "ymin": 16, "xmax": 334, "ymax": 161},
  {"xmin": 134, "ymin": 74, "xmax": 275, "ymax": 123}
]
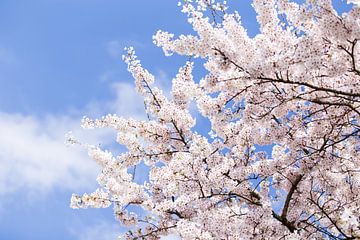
[{"xmin": 70, "ymin": 0, "xmax": 360, "ymax": 239}]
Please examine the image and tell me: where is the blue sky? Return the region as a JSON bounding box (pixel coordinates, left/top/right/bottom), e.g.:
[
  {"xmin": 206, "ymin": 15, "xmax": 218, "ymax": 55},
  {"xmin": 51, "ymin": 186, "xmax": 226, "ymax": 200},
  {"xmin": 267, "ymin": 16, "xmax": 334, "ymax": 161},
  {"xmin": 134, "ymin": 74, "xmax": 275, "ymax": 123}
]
[{"xmin": 0, "ymin": 1, "xmax": 354, "ymax": 239}]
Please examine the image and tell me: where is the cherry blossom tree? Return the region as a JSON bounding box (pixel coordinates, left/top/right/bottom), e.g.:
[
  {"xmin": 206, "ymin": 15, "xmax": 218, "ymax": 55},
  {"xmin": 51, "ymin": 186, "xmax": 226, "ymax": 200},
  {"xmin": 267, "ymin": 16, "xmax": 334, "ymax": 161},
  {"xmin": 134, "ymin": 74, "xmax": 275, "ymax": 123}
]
[{"xmin": 70, "ymin": 0, "xmax": 360, "ymax": 239}]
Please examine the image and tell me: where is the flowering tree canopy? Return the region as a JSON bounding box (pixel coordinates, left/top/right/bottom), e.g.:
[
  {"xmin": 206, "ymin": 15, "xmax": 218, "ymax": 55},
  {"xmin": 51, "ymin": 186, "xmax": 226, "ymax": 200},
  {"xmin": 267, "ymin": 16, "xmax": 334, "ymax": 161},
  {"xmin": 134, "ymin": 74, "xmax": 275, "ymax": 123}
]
[{"xmin": 70, "ymin": 0, "xmax": 360, "ymax": 239}]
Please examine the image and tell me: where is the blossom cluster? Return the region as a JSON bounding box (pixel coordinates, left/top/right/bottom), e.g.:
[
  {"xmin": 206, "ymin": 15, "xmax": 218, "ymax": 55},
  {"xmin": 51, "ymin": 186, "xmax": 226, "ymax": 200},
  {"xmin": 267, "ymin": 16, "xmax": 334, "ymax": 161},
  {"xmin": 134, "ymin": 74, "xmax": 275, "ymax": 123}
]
[{"xmin": 71, "ymin": 0, "xmax": 360, "ymax": 239}]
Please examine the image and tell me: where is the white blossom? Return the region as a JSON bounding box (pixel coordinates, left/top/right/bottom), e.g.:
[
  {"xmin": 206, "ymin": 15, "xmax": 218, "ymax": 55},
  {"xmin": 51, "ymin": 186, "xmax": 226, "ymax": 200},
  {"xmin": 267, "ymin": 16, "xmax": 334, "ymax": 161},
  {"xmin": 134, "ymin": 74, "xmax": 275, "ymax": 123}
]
[{"xmin": 71, "ymin": 1, "xmax": 360, "ymax": 239}]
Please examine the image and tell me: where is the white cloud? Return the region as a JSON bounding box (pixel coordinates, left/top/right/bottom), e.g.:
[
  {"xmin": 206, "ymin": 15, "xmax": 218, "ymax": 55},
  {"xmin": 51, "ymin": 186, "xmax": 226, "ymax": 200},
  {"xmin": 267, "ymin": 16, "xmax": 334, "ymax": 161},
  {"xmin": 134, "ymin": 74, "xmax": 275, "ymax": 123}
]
[
  {"xmin": 0, "ymin": 47, "xmax": 15, "ymax": 64},
  {"xmin": 69, "ymin": 220, "xmax": 123, "ymax": 240},
  {"xmin": 86, "ymin": 82, "xmax": 146, "ymax": 119},
  {"xmin": 0, "ymin": 112, "xmax": 100, "ymax": 196},
  {"xmin": 106, "ymin": 40, "xmax": 146, "ymax": 59},
  {"xmin": 154, "ymin": 69, "xmax": 172, "ymax": 98},
  {"xmin": 0, "ymin": 37, "xmax": 177, "ymax": 207},
  {"xmin": 0, "ymin": 81, "xmax": 147, "ymax": 199},
  {"xmin": 95, "ymin": 69, "xmax": 173, "ymax": 119},
  {"xmin": 106, "ymin": 40, "xmax": 123, "ymax": 59},
  {"xmin": 348, "ymin": 0, "xmax": 360, "ymax": 6},
  {"xmin": 69, "ymin": 219, "xmax": 180, "ymax": 240},
  {"xmin": 99, "ymin": 70, "xmax": 119, "ymax": 83},
  {"xmin": 0, "ymin": 64, "xmax": 198, "ymax": 203}
]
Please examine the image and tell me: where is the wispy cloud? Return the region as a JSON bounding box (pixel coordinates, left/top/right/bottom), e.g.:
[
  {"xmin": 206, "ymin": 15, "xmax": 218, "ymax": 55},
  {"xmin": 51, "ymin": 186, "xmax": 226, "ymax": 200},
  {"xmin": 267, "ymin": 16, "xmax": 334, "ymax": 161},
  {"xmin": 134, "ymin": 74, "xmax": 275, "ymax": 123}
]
[
  {"xmin": 106, "ymin": 40, "xmax": 146, "ymax": 59},
  {"xmin": 0, "ymin": 81, "xmax": 147, "ymax": 200},
  {"xmin": 69, "ymin": 219, "xmax": 181, "ymax": 240},
  {"xmin": 154, "ymin": 69, "xmax": 172, "ymax": 98},
  {"xmin": 0, "ymin": 112, "xmax": 100, "ymax": 196},
  {"xmin": 106, "ymin": 40, "xmax": 124, "ymax": 59},
  {"xmin": 0, "ymin": 62, "xmax": 199, "ymax": 203},
  {"xmin": 69, "ymin": 220, "xmax": 123, "ymax": 240},
  {"xmin": 85, "ymin": 82, "xmax": 146, "ymax": 119},
  {"xmin": 0, "ymin": 47, "xmax": 15, "ymax": 64}
]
